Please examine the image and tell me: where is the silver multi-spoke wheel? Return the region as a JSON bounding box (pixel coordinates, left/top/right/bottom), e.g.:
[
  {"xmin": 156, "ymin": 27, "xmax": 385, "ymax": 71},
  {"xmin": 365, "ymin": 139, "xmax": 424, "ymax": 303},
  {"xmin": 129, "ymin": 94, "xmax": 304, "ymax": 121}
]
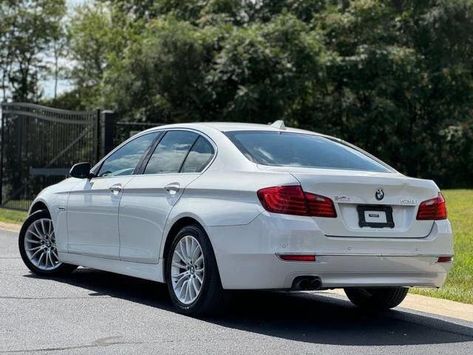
[
  {"xmin": 24, "ymin": 218, "xmax": 62, "ymax": 271},
  {"xmin": 166, "ymin": 225, "xmax": 223, "ymax": 315},
  {"xmin": 171, "ymin": 235, "xmax": 205, "ymax": 305}
]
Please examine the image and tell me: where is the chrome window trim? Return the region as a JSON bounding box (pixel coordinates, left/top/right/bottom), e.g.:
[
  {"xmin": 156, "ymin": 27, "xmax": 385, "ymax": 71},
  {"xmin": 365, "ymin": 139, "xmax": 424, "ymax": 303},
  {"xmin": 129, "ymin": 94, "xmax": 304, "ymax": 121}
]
[
  {"xmin": 141, "ymin": 128, "xmax": 217, "ymax": 176},
  {"xmin": 91, "ymin": 128, "xmax": 218, "ymax": 179}
]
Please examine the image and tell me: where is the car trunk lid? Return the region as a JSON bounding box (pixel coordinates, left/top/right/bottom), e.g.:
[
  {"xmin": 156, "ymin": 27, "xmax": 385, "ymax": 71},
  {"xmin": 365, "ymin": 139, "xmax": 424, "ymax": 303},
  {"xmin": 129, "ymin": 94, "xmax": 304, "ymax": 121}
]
[{"xmin": 258, "ymin": 166, "xmax": 438, "ymax": 238}]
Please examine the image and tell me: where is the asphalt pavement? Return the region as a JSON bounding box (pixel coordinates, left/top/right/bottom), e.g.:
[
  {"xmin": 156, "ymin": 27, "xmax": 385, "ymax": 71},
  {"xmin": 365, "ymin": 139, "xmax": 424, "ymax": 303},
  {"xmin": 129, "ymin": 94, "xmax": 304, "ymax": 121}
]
[{"xmin": 1, "ymin": 229, "xmax": 472, "ymax": 354}]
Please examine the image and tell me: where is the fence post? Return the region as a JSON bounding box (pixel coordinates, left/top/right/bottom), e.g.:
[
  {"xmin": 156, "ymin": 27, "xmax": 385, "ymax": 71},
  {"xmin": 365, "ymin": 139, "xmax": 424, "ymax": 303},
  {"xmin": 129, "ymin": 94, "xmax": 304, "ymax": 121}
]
[{"xmin": 99, "ymin": 110, "xmax": 115, "ymax": 159}]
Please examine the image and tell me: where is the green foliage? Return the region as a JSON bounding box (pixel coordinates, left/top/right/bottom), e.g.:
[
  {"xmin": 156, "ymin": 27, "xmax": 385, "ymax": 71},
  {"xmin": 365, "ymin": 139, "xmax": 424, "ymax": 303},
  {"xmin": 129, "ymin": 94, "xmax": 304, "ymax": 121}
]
[
  {"xmin": 67, "ymin": 3, "xmax": 132, "ymax": 107},
  {"xmin": 0, "ymin": 0, "xmax": 66, "ymax": 101},
  {"xmin": 209, "ymin": 14, "xmax": 327, "ymax": 123},
  {"xmin": 63, "ymin": 0, "xmax": 473, "ymax": 187},
  {"xmin": 102, "ymin": 18, "xmax": 218, "ymax": 122}
]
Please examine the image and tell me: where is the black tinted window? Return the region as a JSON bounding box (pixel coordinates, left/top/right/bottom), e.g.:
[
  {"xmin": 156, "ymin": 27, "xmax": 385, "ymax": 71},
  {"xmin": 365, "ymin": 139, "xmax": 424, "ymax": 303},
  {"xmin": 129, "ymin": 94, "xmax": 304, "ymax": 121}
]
[
  {"xmin": 181, "ymin": 136, "xmax": 214, "ymax": 173},
  {"xmin": 144, "ymin": 131, "xmax": 198, "ymax": 174},
  {"xmin": 226, "ymin": 131, "xmax": 390, "ymax": 173},
  {"xmin": 98, "ymin": 133, "xmax": 157, "ymax": 177}
]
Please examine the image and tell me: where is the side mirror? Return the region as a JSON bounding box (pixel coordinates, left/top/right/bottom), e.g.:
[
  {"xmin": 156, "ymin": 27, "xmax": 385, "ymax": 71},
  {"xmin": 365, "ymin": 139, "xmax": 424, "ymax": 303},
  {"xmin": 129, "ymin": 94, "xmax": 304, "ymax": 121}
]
[{"xmin": 69, "ymin": 162, "xmax": 92, "ymax": 179}]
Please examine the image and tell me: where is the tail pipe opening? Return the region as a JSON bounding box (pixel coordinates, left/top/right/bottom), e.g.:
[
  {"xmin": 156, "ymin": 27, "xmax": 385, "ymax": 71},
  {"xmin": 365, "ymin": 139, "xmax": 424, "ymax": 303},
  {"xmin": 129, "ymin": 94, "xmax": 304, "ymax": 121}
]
[{"xmin": 291, "ymin": 276, "xmax": 322, "ymax": 291}]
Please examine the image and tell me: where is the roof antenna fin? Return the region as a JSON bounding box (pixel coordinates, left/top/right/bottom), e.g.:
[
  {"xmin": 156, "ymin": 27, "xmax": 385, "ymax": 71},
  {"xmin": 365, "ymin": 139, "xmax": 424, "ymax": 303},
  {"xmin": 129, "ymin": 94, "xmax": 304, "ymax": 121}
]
[{"xmin": 270, "ymin": 120, "xmax": 286, "ymax": 130}]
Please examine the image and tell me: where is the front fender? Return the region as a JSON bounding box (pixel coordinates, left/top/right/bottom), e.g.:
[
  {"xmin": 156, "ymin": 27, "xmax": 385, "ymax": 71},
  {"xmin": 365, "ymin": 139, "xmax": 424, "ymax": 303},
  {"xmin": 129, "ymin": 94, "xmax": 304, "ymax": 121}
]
[{"xmin": 27, "ymin": 178, "xmax": 82, "ymax": 253}]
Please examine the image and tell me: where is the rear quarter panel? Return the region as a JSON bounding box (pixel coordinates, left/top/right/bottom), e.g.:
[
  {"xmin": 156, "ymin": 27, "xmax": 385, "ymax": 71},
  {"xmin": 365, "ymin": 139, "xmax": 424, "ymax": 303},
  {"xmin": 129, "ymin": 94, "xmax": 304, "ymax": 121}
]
[{"xmin": 161, "ymin": 170, "xmax": 299, "ymax": 258}]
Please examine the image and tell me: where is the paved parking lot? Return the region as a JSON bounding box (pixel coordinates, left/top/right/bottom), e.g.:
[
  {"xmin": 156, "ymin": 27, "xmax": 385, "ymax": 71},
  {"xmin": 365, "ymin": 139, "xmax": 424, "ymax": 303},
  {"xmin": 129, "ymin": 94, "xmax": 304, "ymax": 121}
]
[{"xmin": 1, "ymin": 229, "xmax": 472, "ymax": 354}]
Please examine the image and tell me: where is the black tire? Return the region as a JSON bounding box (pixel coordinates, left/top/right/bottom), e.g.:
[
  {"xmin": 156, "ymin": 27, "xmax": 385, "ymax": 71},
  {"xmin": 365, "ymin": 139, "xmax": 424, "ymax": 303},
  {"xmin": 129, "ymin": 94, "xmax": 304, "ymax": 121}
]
[
  {"xmin": 165, "ymin": 224, "xmax": 224, "ymax": 316},
  {"xmin": 19, "ymin": 210, "xmax": 77, "ymax": 276},
  {"xmin": 344, "ymin": 287, "xmax": 409, "ymax": 310}
]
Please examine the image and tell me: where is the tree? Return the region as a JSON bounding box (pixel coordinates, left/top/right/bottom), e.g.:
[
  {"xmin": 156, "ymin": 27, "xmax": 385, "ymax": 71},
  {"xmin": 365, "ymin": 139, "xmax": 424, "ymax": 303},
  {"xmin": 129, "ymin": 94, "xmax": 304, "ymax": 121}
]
[
  {"xmin": 64, "ymin": 0, "xmax": 473, "ymax": 187},
  {"xmin": 50, "ymin": 27, "xmax": 67, "ymax": 100},
  {"xmin": 67, "ymin": 2, "xmax": 142, "ymax": 108},
  {"xmin": 312, "ymin": 0, "xmax": 473, "ymax": 185},
  {"xmin": 67, "ymin": 3, "xmax": 113, "ymax": 107},
  {"xmin": 0, "ymin": 0, "xmax": 66, "ymax": 101}
]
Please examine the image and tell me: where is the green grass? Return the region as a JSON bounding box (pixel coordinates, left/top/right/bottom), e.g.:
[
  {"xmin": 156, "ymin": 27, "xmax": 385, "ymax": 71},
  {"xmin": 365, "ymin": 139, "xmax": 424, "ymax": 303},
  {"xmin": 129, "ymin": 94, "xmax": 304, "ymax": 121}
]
[
  {"xmin": 0, "ymin": 207, "xmax": 27, "ymax": 224},
  {"xmin": 411, "ymin": 189, "xmax": 473, "ymax": 304},
  {"xmin": 0, "ymin": 189, "xmax": 471, "ymax": 303}
]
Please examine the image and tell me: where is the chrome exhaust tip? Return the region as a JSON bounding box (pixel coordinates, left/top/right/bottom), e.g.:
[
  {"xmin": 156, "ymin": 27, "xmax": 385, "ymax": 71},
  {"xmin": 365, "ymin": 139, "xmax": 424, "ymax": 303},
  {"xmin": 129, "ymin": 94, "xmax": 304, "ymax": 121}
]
[{"xmin": 292, "ymin": 276, "xmax": 322, "ymax": 290}]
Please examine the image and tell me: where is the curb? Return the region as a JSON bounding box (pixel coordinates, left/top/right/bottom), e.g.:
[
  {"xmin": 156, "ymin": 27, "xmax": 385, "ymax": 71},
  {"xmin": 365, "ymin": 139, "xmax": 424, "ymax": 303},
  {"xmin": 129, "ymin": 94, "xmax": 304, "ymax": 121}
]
[
  {"xmin": 0, "ymin": 222, "xmax": 20, "ymax": 233},
  {"xmin": 324, "ymin": 289, "xmax": 473, "ymax": 323}
]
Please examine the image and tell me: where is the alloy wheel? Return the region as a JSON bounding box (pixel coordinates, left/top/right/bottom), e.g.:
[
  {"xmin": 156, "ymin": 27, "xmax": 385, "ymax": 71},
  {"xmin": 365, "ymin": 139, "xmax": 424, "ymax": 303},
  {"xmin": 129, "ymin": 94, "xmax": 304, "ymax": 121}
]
[
  {"xmin": 24, "ymin": 218, "xmax": 62, "ymax": 271},
  {"xmin": 170, "ymin": 235, "xmax": 205, "ymax": 305}
]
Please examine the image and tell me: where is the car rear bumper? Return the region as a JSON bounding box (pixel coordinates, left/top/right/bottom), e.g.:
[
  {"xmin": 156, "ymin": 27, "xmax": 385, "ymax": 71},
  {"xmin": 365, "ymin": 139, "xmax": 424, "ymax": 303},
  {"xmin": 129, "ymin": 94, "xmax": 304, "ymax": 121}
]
[
  {"xmin": 213, "ymin": 253, "xmax": 450, "ymax": 289},
  {"xmin": 206, "ymin": 213, "xmax": 453, "ymax": 290}
]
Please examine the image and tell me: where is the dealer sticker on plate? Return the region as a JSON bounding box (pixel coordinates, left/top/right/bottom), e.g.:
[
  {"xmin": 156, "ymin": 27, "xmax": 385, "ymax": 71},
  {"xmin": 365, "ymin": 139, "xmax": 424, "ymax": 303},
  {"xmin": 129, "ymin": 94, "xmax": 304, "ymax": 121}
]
[{"xmin": 364, "ymin": 210, "xmax": 387, "ymax": 223}]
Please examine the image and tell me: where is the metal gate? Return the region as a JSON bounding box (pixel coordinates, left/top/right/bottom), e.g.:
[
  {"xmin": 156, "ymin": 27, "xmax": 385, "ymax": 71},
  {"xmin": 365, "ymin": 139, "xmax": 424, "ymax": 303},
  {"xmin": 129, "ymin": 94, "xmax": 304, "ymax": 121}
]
[
  {"xmin": 0, "ymin": 103, "xmax": 99, "ymax": 210},
  {"xmin": 0, "ymin": 103, "xmax": 164, "ymax": 210}
]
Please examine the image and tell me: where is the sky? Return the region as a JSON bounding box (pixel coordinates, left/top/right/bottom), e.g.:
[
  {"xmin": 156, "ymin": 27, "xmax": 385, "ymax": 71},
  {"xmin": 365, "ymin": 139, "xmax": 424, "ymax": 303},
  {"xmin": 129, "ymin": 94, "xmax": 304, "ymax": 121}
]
[{"xmin": 68, "ymin": 0, "xmax": 86, "ymax": 8}]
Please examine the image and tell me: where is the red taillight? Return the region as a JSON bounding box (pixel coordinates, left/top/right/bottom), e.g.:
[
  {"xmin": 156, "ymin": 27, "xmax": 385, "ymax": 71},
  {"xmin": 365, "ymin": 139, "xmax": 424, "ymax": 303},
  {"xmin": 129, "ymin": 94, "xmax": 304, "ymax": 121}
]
[
  {"xmin": 305, "ymin": 192, "xmax": 338, "ymax": 218},
  {"xmin": 257, "ymin": 185, "xmax": 337, "ymax": 218},
  {"xmin": 257, "ymin": 185, "xmax": 307, "ymax": 216},
  {"xmin": 437, "ymin": 256, "xmax": 453, "ymax": 263},
  {"xmin": 279, "ymin": 254, "xmax": 316, "ymax": 262},
  {"xmin": 416, "ymin": 193, "xmax": 447, "ymax": 220}
]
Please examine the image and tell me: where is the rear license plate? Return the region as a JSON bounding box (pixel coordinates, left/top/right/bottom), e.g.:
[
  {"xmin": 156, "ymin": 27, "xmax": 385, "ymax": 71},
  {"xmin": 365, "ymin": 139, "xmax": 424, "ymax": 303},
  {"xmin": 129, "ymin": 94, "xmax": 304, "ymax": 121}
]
[{"xmin": 357, "ymin": 205, "xmax": 394, "ymax": 228}]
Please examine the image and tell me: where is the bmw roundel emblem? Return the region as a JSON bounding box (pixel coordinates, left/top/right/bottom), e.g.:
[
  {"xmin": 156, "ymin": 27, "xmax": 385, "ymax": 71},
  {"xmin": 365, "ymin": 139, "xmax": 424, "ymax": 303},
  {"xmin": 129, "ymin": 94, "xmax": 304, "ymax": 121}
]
[{"xmin": 375, "ymin": 188, "xmax": 385, "ymax": 201}]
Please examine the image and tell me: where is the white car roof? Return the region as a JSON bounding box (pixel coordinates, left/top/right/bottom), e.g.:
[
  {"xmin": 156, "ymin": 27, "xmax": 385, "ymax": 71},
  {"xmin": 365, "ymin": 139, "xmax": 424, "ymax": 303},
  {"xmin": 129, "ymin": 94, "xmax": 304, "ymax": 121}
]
[{"xmin": 146, "ymin": 121, "xmax": 319, "ymax": 135}]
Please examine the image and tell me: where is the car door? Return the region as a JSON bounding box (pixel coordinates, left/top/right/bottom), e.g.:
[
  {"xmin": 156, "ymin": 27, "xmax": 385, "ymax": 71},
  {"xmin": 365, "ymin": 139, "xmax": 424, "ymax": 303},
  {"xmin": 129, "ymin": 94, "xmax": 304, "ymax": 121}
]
[
  {"xmin": 118, "ymin": 130, "xmax": 215, "ymax": 263},
  {"xmin": 67, "ymin": 132, "xmax": 159, "ymax": 259}
]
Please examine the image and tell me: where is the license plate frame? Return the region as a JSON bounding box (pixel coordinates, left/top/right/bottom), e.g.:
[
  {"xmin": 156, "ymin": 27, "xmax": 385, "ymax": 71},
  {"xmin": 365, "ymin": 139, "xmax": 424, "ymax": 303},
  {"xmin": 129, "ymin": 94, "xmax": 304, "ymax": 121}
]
[{"xmin": 357, "ymin": 205, "xmax": 394, "ymax": 229}]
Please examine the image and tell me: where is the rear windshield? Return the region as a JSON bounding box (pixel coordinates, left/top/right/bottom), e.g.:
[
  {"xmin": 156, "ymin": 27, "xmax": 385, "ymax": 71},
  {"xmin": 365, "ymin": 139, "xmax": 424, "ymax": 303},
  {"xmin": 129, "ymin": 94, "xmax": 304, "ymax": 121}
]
[{"xmin": 226, "ymin": 131, "xmax": 391, "ymax": 173}]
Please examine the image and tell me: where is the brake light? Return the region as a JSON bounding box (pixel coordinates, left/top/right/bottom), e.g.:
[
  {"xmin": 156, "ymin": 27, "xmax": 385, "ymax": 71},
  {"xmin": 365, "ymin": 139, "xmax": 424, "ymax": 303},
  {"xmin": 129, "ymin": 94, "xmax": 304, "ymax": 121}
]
[
  {"xmin": 416, "ymin": 193, "xmax": 447, "ymax": 220},
  {"xmin": 304, "ymin": 191, "xmax": 338, "ymax": 218},
  {"xmin": 257, "ymin": 185, "xmax": 337, "ymax": 218}
]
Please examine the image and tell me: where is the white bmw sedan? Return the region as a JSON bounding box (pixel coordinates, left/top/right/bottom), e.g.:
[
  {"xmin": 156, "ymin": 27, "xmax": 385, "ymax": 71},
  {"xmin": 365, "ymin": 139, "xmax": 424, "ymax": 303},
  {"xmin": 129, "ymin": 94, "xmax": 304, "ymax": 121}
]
[{"xmin": 19, "ymin": 122, "xmax": 453, "ymax": 315}]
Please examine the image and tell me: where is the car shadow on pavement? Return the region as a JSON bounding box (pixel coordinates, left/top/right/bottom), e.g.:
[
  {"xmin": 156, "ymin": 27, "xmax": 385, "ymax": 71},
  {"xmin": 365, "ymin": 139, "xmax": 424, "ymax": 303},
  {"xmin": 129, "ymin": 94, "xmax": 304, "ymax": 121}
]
[{"xmin": 25, "ymin": 267, "xmax": 473, "ymax": 347}]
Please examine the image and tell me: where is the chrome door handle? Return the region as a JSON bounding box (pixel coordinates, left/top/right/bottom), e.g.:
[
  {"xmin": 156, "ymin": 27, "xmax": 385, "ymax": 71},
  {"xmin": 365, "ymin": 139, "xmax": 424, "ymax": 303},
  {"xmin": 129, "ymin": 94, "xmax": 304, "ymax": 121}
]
[
  {"xmin": 164, "ymin": 183, "xmax": 180, "ymax": 195},
  {"xmin": 109, "ymin": 184, "xmax": 122, "ymax": 194}
]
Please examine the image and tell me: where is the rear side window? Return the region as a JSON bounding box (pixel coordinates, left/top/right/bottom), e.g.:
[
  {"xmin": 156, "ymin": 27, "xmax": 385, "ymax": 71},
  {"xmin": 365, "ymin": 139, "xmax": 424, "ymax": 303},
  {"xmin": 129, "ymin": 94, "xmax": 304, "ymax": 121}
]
[
  {"xmin": 181, "ymin": 136, "xmax": 215, "ymax": 173},
  {"xmin": 144, "ymin": 131, "xmax": 198, "ymax": 174},
  {"xmin": 226, "ymin": 131, "xmax": 390, "ymax": 173}
]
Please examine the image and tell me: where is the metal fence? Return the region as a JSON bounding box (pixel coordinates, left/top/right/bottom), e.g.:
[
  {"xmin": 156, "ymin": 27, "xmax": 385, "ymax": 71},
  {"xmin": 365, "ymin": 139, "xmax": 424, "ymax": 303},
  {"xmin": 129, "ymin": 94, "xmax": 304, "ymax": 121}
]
[{"xmin": 0, "ymin": 103, "xmax": 162, "ymax": 210}]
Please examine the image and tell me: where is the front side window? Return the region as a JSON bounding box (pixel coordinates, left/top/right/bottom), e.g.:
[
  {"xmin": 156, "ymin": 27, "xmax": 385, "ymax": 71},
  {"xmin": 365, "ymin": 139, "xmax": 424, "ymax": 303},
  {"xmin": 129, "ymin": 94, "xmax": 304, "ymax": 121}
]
[
  {"xmin": 144, "ymin": 131, "xmax": 198, "ymax": 174},
  {"xmin": 98, "ymin": 133, "xmax": 157, "ymax": 177},
  {"xmin": 226, "ymin": 131, "xmax": 391, "ymax": 173}
]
